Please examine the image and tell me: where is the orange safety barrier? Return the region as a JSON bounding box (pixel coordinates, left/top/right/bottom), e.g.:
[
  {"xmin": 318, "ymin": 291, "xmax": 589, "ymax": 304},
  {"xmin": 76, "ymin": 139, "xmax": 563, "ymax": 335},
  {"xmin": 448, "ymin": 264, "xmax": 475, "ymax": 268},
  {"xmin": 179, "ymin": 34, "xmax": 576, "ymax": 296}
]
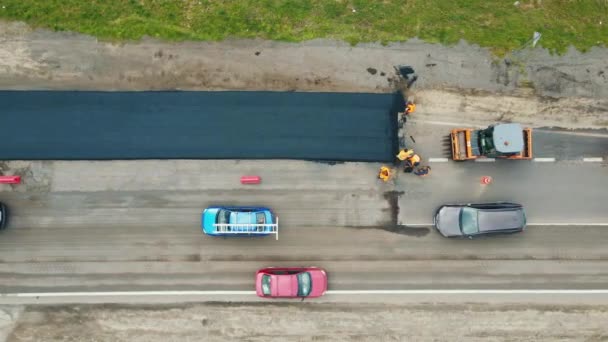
[
  {"xmin": 240, "ymin": 175, "xmax": 262, "ymax": 184},
  {"xmin": 0, "ymin": 176, "xmax": 21, "ymax": 184}
]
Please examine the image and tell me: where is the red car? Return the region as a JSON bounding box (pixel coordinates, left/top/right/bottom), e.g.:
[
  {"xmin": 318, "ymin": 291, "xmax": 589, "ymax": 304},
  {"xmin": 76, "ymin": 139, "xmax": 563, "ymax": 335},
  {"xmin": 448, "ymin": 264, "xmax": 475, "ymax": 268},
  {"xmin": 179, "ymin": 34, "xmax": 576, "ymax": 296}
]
[{"xmin": 256, "ymin": 267, "xmax": 327, "ymax": 298}]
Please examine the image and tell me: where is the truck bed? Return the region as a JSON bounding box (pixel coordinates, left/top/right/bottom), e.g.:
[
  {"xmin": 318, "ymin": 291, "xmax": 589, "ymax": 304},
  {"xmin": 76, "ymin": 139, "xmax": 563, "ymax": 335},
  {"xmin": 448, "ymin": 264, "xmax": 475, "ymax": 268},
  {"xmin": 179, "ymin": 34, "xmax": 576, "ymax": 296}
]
[{"xmin": 451, "ymin": 129, "xmax": 470, "ymax": 160}]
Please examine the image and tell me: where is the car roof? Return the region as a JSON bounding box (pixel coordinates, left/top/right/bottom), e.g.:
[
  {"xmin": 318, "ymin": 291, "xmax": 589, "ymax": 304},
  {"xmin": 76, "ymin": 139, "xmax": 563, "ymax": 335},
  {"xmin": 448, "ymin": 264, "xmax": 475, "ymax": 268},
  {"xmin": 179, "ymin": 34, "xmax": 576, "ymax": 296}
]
[
  {"xmin": 232, "ymin": 212, "xmax": 257, "ymax": 224},
  {"xmin": 272, "ymin": 273, "xmax": 299, "ymax": 297},
  {"xmin": 477, "ymin": 207, "xmax": 526, "ymax": 232}
]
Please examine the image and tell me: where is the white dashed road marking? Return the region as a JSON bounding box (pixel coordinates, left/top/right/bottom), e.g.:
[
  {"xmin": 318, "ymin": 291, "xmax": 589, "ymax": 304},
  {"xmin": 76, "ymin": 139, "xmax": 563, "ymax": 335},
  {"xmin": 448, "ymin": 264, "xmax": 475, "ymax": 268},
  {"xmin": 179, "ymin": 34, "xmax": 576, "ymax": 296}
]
[
  {"xmin": 420, "ymin": 157, "xmax": 603, "ymax": 163},
  {"xmin": 405, "ymin": 223, "xmax": 608, "ymax": 227}
]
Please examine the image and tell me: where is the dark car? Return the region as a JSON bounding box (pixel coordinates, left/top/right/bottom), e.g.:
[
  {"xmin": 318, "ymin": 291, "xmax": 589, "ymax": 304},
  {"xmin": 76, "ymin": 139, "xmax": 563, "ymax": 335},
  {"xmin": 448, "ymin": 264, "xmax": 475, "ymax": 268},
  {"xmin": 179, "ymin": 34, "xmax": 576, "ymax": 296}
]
[
  {"xmin": 434, "ymin": 202, "xmax": 526, "ymax": 238},
  {"xmin": 0, "ymin": 202, "xmax": 7, "ymax": 230}
]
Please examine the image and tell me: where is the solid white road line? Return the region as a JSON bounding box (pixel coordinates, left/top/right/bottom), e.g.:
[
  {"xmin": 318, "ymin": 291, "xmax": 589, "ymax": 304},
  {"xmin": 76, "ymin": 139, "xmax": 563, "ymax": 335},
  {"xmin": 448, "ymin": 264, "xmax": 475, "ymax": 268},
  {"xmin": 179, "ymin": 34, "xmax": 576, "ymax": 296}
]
[
  {"xmin": 583, "ymin": 157, "xmax": 603, "ymax": 162},
  {"xmin": 475, "ymin": 158, "xmax": 496, "ymax": 162},
  {"xmin": 535, "ymin": 129, "xmax": 608, "ymax": 138},
  {"xmin": 534, "ymin": 157, "xmax": 556, "ymax": 162},
  {"xmin": 428, "ymin": 158, "xmax": 449, "ymax": 162},
  {"xmin": 4, "ymin": 290, "xmax": 608, "ymax": 298},
  {"xmin": 8, "ymin": 291, "xmax": 256, "ymax": 297}
]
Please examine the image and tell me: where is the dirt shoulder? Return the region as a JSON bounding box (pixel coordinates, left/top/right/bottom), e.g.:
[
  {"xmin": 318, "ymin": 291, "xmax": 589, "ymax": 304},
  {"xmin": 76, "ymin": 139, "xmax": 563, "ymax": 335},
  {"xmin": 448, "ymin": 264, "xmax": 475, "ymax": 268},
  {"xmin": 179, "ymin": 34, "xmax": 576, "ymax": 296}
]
[
  {"xmin": 4, "ymin": 303, "xmax": 608, "ymax": 342},
  {"xmin": 1, "ymin": 20, "xmax": 607, "ymax": 129}
]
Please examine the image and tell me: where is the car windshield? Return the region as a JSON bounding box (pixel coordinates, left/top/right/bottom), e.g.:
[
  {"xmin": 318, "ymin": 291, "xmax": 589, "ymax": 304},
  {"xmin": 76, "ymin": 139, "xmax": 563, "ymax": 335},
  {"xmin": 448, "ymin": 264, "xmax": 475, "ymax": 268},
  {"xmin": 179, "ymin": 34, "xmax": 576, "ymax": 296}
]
[
  {"xmin": 261, "ymin": 275, "xmax": 271, "ymax": 296},
  {"xmin": 460, "ymin": 207, "xmax": 480, "ymax": 235},
  {"xmin": 256, "ymin": 212, "xmax": 266, "ymax": 224},
  {"xmin": 217, "ymin": 209, "xmax": 231, "ymax": 224},
  {"xmin": 479, "ymin": 127, "xmax": 496, "ymax": 153},
  {"xmin": 297, "ymin": 272, "xmax": 312, "ymax": 297}
]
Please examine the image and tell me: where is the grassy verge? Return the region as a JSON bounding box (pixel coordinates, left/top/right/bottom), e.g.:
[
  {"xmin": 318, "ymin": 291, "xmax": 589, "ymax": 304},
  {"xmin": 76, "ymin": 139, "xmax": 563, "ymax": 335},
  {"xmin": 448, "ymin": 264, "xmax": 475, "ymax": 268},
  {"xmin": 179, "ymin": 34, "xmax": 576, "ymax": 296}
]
[{"xmin": 0, "ymin": 0, "xmax": 606, "ymax": 54}]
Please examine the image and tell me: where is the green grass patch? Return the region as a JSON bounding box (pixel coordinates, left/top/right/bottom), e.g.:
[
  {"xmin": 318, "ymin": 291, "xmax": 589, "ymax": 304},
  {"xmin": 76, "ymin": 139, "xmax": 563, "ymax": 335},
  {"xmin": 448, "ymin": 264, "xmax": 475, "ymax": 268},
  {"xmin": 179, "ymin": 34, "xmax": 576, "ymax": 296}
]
[{"xmin": 0, "ymin": 0, "xmax": 606, "ymax": 54}]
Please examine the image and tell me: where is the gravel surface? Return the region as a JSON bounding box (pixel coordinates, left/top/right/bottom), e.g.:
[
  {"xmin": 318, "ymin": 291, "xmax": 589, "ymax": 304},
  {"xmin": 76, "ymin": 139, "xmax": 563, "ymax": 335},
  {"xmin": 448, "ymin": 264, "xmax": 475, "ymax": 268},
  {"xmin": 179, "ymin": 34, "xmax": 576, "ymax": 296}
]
[{"xmin": 3, "ymin": 303, "xmax": 608, "ymax": 342}]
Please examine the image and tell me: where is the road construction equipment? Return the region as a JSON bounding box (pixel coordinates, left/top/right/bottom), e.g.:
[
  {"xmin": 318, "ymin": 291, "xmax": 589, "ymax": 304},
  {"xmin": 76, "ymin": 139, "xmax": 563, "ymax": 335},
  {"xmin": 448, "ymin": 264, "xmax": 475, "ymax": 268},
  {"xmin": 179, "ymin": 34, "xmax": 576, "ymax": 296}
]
[
  {"xmin": 414, "ymin": 166, "xmax": 431, "ymax": 177},
  {"xmin": 378, "ymin": 166, "xmax": 391, "ymax": 182},
  {"xmin": 450, "ymin": 123, "xmax": 532, "ymax": 161}
]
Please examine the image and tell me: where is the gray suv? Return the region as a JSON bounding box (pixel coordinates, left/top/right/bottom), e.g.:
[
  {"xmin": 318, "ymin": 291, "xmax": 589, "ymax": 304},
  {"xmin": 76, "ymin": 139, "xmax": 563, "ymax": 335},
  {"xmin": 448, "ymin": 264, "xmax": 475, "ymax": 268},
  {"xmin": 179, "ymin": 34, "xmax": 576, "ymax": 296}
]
[
  {"xmin": 0, "ymin": 202, "xmax": 7, "ymax": 230},
  {"xmin": 434, "ymin": 202, "xmax": 526, "ymax": 238}
]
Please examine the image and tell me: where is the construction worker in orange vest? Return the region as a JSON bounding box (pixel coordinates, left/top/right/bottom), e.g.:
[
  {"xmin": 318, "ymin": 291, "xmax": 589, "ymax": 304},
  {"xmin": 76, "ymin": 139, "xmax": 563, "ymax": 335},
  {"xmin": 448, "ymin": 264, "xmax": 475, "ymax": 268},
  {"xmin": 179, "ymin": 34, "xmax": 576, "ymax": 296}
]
[
  {"xmin": 378, "ymin": 166, "xmax": 391, "ymax": 182},
  {"xmin": 396, "ymin": 148, "xmax": 414, "ymax": 161},
  {"xmin": 405, "ymin": 101, "xmax": 416, "ymax": 115},
  {"xmin": 406, "ymin": 153, "xmax": 421, "ymax": 167}
]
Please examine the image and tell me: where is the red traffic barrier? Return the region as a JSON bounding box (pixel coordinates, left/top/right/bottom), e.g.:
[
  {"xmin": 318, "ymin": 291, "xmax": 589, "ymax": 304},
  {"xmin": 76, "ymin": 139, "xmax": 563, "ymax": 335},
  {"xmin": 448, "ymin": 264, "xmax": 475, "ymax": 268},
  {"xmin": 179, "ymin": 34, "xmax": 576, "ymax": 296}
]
[
  {"xmin": 480, "ymin": 176, "xmax": 492, "ymax": 185},
  {"xmin": 240, "ymin": 175, "xmax": 261, "ymax": 185},
  {"xmin": 0, "ymin": 175, "xmax": 21, "ymax": 184}
]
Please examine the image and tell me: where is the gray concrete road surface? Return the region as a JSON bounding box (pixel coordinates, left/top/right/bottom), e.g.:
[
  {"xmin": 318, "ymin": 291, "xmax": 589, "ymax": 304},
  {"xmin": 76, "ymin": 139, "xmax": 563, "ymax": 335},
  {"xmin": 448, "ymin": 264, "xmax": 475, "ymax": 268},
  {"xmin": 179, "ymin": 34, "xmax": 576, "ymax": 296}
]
[
  {"xmin": 397, "ymin": 162, "xmax": 608, "ymax": 226},
  {"xmin": 0, "ymin": 147, "xmax": 606, "ymax": 306},
  {"xmin": 1, "ymin": 224, "xmax": 608, "ymax": 294}
]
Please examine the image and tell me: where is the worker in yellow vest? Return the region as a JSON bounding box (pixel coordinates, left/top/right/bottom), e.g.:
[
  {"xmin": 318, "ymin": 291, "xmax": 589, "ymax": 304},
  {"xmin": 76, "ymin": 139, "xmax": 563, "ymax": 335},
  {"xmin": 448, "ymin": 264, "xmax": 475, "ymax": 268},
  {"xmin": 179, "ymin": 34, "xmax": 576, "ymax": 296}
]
[
  {"xmin": 406, "ymin": 154, "xmax": 421, "ymax": 167},
  {"xmin": 405, "ymin": 102, "xmax": 416, "ymax": 115},
  {"xmin": 396, "ymin": 149, "xmax": 414, "ymax": 161},
  {"xmin": 378, "ymin": 166, "xmax": 391, "ymax": 182}
]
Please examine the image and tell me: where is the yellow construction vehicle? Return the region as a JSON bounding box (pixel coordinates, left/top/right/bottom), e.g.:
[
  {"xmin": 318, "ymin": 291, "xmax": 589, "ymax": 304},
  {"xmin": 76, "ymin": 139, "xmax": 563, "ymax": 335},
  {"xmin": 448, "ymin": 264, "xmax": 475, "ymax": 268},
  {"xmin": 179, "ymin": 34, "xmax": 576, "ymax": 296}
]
[{"xmin": 451, "ymin": 123, "xmax": 532, "ymax": 161}]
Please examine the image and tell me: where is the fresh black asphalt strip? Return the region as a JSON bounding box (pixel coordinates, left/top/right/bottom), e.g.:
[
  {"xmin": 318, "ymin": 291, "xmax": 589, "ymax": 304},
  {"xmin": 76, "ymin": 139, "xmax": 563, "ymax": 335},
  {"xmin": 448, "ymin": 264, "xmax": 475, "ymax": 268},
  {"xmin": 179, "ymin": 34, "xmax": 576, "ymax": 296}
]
[{"xmin": 1, "ymin": 91, "xmax": 400, "ymax": 162}]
